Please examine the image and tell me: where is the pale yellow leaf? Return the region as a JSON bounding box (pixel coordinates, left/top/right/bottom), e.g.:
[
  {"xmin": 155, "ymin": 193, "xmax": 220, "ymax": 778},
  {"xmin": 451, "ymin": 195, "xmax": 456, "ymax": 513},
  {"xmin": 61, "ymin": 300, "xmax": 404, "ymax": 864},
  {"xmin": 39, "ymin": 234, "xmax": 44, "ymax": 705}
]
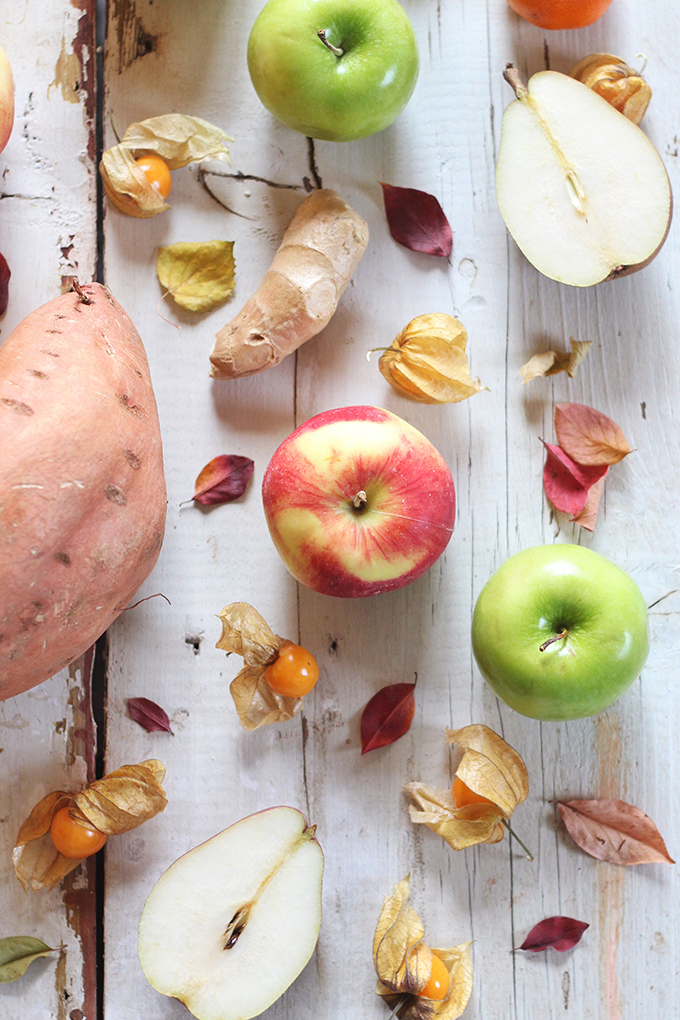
[{"xmin": 157, "ymin": 240, "xmax": 235, "ymax": 312}]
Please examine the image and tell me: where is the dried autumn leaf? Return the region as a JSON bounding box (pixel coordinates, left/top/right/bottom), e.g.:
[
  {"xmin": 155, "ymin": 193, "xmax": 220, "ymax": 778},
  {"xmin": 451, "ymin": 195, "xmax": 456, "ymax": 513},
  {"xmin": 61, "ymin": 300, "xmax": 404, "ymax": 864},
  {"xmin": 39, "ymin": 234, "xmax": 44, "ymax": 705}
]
[
  {"xmin": 157, "ymin": 240, "xmax": 235, "ymax": 312},
  {"xmin": 215, "ymin": 603, "xmax": 303, "ymax": 731},
  {"xmin": 374, "ymin": 876, "xmax": 473, "ymax": 1020},
  {"xmin": 13, "ymin": 760, "xmax": 167, "ymax": 891},
  {"xmin": 518, "ymin": 916, "xmax": 589, "ymax": 953},
  {"xmin": 570, "ymin": 53, "xmax": 651, "ymax": 124},
  {"xmin": 558, "ymin": 798, "xmax": 675, "ymax": 865},
  {"xmin": 572, "ymin": 473, "xmax": 605, "ymax": 531},
  {"xmin": 377, "ymin": 314, "xmax": 486, "ymax": 404},
  {"xmin": 543, "ymin": 441, "xmax": 609, "ymax": 515},
  {"xmin": 555, "ymin": 403, "xmax": 631, "ymax": 466},
  {"xmin": 0, "ymin": 937, "xmax": 56, "ymax": 983},
  {"xmin": 519, "ymin": 338, "xmax": 591, "ymax": 383},
  {"xmin": 128, "ymin": 697, "xmax": 173, "ymax": 734},
  {"xmin": 192, "ymin": 455, "xmax": 254, "ymax": 506},
  {"xmin": 380, "ymin": 183, "xmax": 453, "ymax": 258},
  {"xmin": 0, "ymin": 252, "xmax": 10, "ymax": 316},
  {"xmin": 361, "ymin": 682, "xmax": 416, "ymax": 754},
  {"xmin": 101, "ymin": 114, "xmax": 231, "ymax": 218},
  {"xmin": 405, "ymin": 725, "xmax": 529, "ymax": 852}
]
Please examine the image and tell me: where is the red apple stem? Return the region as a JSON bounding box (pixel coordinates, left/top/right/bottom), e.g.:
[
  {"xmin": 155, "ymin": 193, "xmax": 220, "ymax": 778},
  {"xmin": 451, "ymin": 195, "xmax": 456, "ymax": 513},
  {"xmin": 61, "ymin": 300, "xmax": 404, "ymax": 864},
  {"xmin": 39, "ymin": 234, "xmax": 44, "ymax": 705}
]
[
  {"xmin": 539, "ymin": 628, "xmax": 568, "ymax": 653},
  {"xmin": 502, "ymin": 820, "xmax": 534, "ymax": 862},
  {"xmin": 351, "ymin": 490, "xmax": 368, "ymax": 511},
  {"xmin": 318, "ymin": 29, "xmax": 343, "ymax": 57}
]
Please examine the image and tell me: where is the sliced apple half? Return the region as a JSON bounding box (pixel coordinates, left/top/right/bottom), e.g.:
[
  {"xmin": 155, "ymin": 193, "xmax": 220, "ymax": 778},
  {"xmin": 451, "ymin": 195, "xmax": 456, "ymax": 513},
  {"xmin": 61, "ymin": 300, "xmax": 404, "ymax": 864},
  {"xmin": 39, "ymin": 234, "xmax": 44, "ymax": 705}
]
[
  {"xmin": 138, "ymin": 806, "xmax": 324, "ymax": 1020},
  {"xmin": 495, "ymin": 65, "xmax": 672, "ymax": 286}
]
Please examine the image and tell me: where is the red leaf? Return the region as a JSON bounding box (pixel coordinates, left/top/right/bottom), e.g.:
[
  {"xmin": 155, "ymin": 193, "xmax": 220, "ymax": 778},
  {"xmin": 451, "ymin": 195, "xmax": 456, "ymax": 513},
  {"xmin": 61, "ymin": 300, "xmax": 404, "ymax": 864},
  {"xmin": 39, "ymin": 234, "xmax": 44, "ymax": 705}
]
[
  {"xmin": 555, "ymin": 403, "xmax": 630, "ymax": 465},
  {"xmin": 518, "ymin": 916, "xmax": 589, "ymax": 953},
  {"xmin": 127, "ymin": 697, "xmax": 173, "ymax": 734},
  {"xmin": 360, "ymin": 682, "xmax": 416, "ymax": 754},
  {"xmin": 380, "ymin": 183, "xmax": 453, "ymax": 258},
  {"xmin": 543, "ymin": 442, "xmax": 608, "ymax": 515},
  {"xmin": 0, "ymin": 253, "xmax": 10, "ymax": 316},
  {"xmin": 193, "ymin": 455, "xmax": 254, "ymax": 505}
]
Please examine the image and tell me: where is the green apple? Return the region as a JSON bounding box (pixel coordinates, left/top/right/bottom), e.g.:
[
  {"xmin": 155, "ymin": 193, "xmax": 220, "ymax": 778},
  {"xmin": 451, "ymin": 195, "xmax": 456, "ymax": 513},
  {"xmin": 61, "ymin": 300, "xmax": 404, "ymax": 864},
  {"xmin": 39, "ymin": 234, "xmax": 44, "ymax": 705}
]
[
  {"xmin": 247, "ymin": 0, "xmax": 419, "ymax": 142},
  {"xmin": 471, "ymin": 544, "xmax": 649, "ymax": 721}
]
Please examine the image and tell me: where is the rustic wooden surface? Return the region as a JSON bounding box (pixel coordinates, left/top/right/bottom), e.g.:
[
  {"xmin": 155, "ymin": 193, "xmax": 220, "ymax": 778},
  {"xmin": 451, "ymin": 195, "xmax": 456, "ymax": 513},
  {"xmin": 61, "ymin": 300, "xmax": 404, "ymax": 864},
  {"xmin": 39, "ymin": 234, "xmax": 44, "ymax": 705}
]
[{"xmin": 2, "ymin": 0, "xmax": 679, "ymax": 1018}]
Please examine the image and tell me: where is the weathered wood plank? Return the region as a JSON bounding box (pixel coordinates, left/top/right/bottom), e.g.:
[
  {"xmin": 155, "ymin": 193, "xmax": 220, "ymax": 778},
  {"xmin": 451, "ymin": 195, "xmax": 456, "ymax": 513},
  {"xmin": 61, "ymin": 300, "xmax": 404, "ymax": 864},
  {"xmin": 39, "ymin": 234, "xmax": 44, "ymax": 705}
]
[
  {"xmin": 101, "ymin": 1, "xmax": 679, "ymax": 1019},
  {"xmin": 0, "ymin": 2, "xmax": 98, "ymax": 1017}
]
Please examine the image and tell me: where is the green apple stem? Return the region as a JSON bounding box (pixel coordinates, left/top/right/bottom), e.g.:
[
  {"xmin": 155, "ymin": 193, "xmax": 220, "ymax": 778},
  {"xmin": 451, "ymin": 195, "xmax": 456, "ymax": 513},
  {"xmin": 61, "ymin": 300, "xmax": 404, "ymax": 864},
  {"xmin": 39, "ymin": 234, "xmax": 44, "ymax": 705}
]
[
  {"xmin": 502, "ymin": 820, "xmax": 534, "ymax": 862},
  {"xmin": 318, "ymin": 29, "xmax": 343, "ymax": 57},
  {"xmin": 539, "ymin": 628, "xmax": 568, "ymax": 652}
]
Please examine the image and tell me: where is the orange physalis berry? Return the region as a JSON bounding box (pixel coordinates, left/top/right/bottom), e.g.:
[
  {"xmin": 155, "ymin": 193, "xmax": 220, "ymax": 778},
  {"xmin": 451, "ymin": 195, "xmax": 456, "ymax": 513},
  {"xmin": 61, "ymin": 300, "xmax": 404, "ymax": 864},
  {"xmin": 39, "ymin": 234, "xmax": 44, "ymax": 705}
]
[
  {"xmin": 507, "ymin": 0, "xmax": 614, "ymax": 30},
  {"xmin": 50, "ymin": 806, "xmax": 108, "ymax": 859},
  {"xmin": 451, "ymin": 775, "xmax": 496, "ymax": 809},
  {"xmin": 135, "ymin": 154, "xmax": 172, "ymax": 200},
  {"xmin": 265, "ymin": 644, "xmax": 319, "ymax": 698},
  {"xmin": 420, "ymin": 952, "xmax": 450, "ymax": 1001}
]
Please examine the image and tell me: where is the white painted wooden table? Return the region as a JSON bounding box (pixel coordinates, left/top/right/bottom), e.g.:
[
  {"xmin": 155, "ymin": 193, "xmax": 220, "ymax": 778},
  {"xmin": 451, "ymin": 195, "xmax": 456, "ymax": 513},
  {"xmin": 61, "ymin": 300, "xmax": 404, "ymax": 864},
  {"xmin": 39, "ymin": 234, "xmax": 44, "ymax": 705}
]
[{"xmin": 1, "ymin": 1, "xmax": 679, "ymax": 1018}]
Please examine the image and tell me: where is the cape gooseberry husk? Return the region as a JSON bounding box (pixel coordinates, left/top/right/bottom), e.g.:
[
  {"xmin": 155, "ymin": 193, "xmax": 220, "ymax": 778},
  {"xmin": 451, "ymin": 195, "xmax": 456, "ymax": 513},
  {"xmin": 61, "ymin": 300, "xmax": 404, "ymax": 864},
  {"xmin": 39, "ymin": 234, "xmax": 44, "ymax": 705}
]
[{"xmin": 570, "ymin": 53, "xmax": 651, "ymax": 124}]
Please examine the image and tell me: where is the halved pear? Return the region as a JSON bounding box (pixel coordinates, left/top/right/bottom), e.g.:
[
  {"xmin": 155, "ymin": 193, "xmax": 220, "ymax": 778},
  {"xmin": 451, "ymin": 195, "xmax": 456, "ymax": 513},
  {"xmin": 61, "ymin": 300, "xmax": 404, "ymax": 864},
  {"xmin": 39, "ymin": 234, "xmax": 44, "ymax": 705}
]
[
  {"xmin": 495, "ymin": 66, "xmax": 672, "ymax": 286},
  {"xmin": 138, "ymin": 806, "xmax": 324, "ymax": 1020}
]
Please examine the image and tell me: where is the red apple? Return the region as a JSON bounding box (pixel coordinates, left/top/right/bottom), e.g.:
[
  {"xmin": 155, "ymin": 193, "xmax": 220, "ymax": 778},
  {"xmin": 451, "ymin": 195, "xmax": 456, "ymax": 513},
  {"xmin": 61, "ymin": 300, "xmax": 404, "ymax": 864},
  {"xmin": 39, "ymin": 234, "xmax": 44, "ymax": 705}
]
[
  {"xmin": 0, "ymin": 45, "xmax": 14, "ymax": 154},
  {"xmin": 262, "ymin": 405, "xmax": 455, "ymax": 597}
]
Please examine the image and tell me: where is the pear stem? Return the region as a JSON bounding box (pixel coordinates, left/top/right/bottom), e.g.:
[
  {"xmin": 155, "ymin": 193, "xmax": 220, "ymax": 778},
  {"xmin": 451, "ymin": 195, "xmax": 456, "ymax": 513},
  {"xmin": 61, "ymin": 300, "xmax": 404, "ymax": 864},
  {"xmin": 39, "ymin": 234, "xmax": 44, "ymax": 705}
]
[
  {"xmin": 539, "ymin": 628, "xmax": 568, "ymax": 652},
  {"xmin": 503, "ymin": 820, "xmax": 534, "ymax": 861},
  {"xmin": 318, "ymin": 29, "xmax": 343, "ymax": 57},
  {"xmin": 503, "ymin": 63, "xmax": 528, "ymax": 99}
]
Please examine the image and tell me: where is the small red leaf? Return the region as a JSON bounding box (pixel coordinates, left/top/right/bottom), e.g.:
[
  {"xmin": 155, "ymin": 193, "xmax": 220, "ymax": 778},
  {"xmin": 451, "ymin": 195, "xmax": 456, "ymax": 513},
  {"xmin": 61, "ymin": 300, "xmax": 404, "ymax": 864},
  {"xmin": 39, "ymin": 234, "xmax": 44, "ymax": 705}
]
[
  {"xmin": 0, "ymin": 253, "xmax": 10, "ymax": 316},
  {"xmin": 193, "ymin": 455, "xmax": 254, "ymax": 506},
  {"xmin": 380, "ymin": 183, "xmax": 453, "ymax": 258},
  {"xmin": 127, "ymin": 697, "xmax": 173, "ymax": 734},
  {"xmin": 543, "ymin": 442, "xmax": 608, "ymax": 515},
  {"xmin": 518, "ymin": 916, "xmax": 589, "ymax": 953},
  {"xmin": 360, "ymin": 682, "xmax": 416, "ymax": 754}
]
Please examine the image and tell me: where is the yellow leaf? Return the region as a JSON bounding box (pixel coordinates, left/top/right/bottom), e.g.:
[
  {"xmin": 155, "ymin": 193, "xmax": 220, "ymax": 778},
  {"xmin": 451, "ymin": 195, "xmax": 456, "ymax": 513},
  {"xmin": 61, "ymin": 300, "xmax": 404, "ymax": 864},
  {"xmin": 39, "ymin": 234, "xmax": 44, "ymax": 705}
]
[
  {"xmin": 519, "ymin": 338, "xmax": 591, "ymax": 383},
  {"xmin": 157, "ymin": 240, "xmax": 235, "ymax": 312},
  {"xmin": 100, "ymin": 114, "xmax": 231, "ymax": 218},
  {"xmin": 377, "ymin": 314, "xmax": 486, "ymax": 404}
]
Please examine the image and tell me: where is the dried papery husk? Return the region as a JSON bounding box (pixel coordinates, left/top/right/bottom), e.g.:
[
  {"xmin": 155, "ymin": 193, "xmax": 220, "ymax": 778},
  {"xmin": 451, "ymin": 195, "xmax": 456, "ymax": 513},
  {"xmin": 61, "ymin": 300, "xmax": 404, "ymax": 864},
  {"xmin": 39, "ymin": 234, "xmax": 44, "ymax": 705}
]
[
  {"xmin": 519, "ymin": 338, "xmax": 591, "ymax": 383},
  {"xmin": 377, "ymin": 314, "xmax": 486, "ymax": 404},
  {"xmin": 13, "ymin": 760, "xmax": 167, "ymax": 892},
  {"xmin": 216, "ymin": 602, "xmax": 304, "ymax": 730},
  {"xmin": 570, "ymin": 54, "xmax": 651, "ymax": 124},
  {"xmin": 405, "ymin": 724, "xmax": 529, "ymax": 851},
  {"xmin": 101, "ymin": 114, "xmax": 232, "ymax": 218},
  {"xmin": 374, "ymin": 877, "xmax": 473, "ymax": 1020}
]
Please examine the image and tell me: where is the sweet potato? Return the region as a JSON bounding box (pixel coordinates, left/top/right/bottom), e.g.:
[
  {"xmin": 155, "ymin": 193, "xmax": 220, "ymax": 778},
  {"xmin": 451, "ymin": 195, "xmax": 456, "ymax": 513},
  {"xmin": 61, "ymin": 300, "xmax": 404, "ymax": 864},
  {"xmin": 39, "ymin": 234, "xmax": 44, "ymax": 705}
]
[{"xmin": 0, "ymin": 283, "xmax": 166, "ymax": 700}]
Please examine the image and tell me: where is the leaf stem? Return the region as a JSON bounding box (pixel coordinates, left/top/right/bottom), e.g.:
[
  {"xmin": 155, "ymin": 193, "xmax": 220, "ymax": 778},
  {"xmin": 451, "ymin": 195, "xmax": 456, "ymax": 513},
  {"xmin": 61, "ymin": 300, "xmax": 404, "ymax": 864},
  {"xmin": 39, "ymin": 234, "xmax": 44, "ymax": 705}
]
[{"xmin": 503, "ymin": 819, "xmax": 534, "ymax": 861}]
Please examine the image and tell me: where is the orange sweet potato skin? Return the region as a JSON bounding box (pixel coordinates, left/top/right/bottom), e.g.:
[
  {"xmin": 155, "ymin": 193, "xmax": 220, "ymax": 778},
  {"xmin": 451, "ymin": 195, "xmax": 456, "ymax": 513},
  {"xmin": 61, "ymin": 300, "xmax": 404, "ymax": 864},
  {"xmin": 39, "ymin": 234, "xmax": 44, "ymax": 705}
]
[{"xmin": 0, "ymin": 283, "xmax": 166, "ymax": 700}]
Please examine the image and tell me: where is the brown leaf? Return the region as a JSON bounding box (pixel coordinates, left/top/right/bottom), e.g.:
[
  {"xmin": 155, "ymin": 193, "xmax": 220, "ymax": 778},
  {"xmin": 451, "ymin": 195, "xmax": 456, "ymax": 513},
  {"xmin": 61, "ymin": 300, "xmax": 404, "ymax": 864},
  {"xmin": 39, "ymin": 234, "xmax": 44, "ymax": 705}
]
[
  {"xmin": 558, "ymin": 798, "xmax": 675, "ymax": 865},
  {"xmin": 13, "ymin": 761, "xmax": 167, "ymax": 891},
  {"xmin": 380, "ymin": 183, "xmax": 453, "ymax": 258},
  {"xmin": 519, "ymin": 338, "xmax": 591, "ymax": 383},
  {"xmin": 127, "ymin": 697, "xmax": 173, "ymax": 734},
  {"xmin": 361, "ymin": 682, "xmax": 416, "ymax": 754},
  {"xmin": 193, "ymin": 455, "xmax": 254, "ymax": 505},
  {"xmin": 374, "ymin": 877, "xmax": 473, "ymax": 1020},
  {"xmin": 0, "ymin": 252, "xmax": 10, "ymax": 316},
  {"xmin": 517, "ymin": 916, "xmax": 589, "ymax": 953},
  {"xmin": 543, "ymin": 442, "xmax": 609, "ymax": 515},
  {"xmin": 555, "ymin": 403, "xmax": 631, "ymax": 466},
  {"xmin": 215, "ymin": 603, "xmax": 304, "ymax": 730},
  {"xmin": 377, "ymin": 314, "xmax": 486, "ymax": 404}
]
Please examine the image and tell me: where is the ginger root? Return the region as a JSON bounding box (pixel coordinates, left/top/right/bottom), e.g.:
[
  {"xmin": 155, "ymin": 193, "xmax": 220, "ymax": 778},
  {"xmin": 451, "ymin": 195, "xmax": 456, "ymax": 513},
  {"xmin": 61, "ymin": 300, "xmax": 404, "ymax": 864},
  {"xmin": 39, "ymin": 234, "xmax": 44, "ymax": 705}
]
[{"xmin": 209, "ymin": 188, "xmax": 369, "ymax": 379}]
